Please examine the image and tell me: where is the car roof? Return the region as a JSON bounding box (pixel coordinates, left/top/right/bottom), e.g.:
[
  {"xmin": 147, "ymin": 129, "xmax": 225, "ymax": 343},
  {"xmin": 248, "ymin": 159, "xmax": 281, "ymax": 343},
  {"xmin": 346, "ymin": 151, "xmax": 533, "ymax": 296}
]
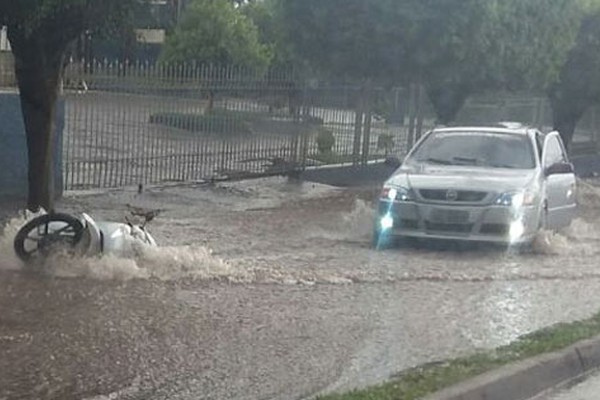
[{"xmin": 432, "ymin": 123, "xmax": 535, "ymax": 136}]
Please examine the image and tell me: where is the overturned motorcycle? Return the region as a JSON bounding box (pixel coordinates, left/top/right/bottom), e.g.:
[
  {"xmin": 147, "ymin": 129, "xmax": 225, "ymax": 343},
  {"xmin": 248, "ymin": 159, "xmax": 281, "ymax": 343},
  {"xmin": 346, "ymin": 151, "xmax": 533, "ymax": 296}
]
[{"xmin": 13, "ymin": 207, "xmax": 160, "ymax": 263}]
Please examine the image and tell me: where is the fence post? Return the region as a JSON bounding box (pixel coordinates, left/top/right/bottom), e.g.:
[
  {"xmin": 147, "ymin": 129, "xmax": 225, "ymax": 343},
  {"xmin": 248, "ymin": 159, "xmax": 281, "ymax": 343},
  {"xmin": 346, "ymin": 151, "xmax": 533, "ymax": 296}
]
[
  {"xmin": 361, "ymin": 81, "xmax": 373, "ymax": 165},
  {"xmin": 353, "ymin": 85, "xmax": 365, "ymax": 166},
  {"xmin": 290, "ymin": 87, "xmax": 301, "ymax": 167},
  {"xmin": 592, "ymin": 107, "xmax": 599, "ymax": 150},
  {"xmin": 415, "ymin": 84, "xmax": 425, "ymax": 142},
  {"xmin": 300, "ymin": 122, "xmax": 309, "ymax": 172},
  {"xmin": 295, "ymin": 83, "xmax": 309, "ymax": 171},
  {"xmin": 407, "ymin": 83, "xmax": 417, "ymax": 149}
]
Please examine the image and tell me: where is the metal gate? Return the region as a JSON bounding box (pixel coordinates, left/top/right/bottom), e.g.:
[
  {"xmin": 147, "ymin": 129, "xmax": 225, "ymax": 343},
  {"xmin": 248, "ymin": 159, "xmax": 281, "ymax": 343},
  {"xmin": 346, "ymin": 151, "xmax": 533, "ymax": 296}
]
[{"xmin": 61, "ymin": 60, "xmax": 414, "ymax": 190}]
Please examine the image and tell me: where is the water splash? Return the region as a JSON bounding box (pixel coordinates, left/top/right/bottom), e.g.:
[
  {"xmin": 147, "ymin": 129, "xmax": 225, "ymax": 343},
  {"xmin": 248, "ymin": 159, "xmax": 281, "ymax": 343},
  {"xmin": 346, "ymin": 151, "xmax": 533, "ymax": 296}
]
[
  {"xmin": 0, "ymin": 214, "xmax": 355, "ymax": 284},
  {"xmin": 532, "ymin": 180, "xmax": 600, "ymax": 255},
  {"xmin": 24, "ymin": 243, "xmax": 256, "ymax": 283},
  {"xmin": 310, "ymin": 199, "xmax": 375, "ymax": 242},
  {"xmin": 577, "ymin": 179, "xmax": 600, "ymax": 211},
  {"xmin": 0, "ymin": 210, "xmax": 252, "ymax": 282},
  {"xmin": 530, "ymin": 229, "xmax": 571, "ymax": 255},
  {"xmin": 34, "ymin": 244, "xmax": 362, "ymax": 285},
  {"xmin": 341, "ymin": 199, "xmax": 376, "ymax": 239},
  {"xmin": 0, "ymin": 209, "xmax": 46, "ymax": 272}
]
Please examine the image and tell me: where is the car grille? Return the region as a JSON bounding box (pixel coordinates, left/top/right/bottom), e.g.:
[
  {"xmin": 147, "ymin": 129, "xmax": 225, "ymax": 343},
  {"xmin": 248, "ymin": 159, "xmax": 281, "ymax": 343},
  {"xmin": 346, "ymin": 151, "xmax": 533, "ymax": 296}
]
[
  {"xmin": 425, "ymin": 222, "xmax": 474, "ymax": 233},
  {"xmin": 429, "ymin": 209, "xmax": 470, "ymax": 224},
  {"xmin": 480, "ymin": 223, "xmax": 509, "ymax": 235},
  {"xmin": 419, "ymin": 189, "xmax": 487, "ymax": 202}
]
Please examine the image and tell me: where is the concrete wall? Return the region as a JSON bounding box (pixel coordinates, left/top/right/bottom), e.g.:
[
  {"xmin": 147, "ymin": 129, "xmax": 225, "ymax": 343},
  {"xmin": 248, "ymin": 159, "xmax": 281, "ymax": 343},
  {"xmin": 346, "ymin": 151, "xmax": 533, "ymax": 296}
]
[{"xmin": 0, "ymin": 93, "xmax": 64, "ymax": 201}]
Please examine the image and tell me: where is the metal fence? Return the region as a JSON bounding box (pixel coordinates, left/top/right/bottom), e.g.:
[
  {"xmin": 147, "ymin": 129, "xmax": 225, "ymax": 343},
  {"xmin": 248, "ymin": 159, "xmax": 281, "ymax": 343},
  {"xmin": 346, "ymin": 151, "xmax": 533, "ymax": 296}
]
[
  {"xmin": 61, "ymin": 60, "xmax": 414, "ymax": 190},
  {"xmin": 2, "ymin": 57, "xmax": 598, "ymax": 191}
]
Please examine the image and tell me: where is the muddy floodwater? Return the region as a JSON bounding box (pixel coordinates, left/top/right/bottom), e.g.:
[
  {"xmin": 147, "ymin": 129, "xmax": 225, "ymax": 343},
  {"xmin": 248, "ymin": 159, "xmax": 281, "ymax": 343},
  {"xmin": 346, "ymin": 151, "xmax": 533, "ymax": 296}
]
[{"xmin": 2, "ymin": 178, "xmax": 600, "ymax": 400}]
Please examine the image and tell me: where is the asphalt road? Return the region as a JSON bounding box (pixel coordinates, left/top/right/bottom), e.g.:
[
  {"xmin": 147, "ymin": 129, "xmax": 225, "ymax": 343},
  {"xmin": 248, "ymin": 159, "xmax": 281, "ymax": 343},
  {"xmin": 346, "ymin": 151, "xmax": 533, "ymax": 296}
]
[{"xmin": 2, "ymin": 177, "xmax": 600, "ymax": 400}]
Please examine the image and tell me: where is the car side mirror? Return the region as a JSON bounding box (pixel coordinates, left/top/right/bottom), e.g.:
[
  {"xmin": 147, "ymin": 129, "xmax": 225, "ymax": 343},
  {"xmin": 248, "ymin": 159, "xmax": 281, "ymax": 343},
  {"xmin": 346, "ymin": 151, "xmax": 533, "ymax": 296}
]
[
  {"xmin": 545, "ymin": 162, "xmax": 574, "ymax": 176},
  {"xmin": 384, "ymin": 156, "xmax": 402, "ymax": 169}
]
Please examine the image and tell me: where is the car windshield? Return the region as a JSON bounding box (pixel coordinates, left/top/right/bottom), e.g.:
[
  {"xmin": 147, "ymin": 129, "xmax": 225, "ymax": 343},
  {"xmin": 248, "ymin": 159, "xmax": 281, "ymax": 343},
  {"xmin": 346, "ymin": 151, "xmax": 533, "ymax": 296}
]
[{"xmin": 409, "ymin": 131, "xmax": 536, "ymax": 169}]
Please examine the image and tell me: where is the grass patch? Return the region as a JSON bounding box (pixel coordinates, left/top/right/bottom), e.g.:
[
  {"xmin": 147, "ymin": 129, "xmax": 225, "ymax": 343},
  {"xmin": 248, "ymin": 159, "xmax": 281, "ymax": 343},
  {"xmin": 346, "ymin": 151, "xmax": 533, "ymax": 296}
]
[
  {"xmin": 149, "ymin": 110, "xmax": 254, "ymax": 135},
  {"xmin": 149, "ymin": 108, "xmax": 323, "ymax": 136},
  {"xmin": 211, "ymin": 108, "xmax": 271, "ymax": 122},
  {"xmin": 319, "ymin": 310, "xmax": 600, "ymax": 399}
]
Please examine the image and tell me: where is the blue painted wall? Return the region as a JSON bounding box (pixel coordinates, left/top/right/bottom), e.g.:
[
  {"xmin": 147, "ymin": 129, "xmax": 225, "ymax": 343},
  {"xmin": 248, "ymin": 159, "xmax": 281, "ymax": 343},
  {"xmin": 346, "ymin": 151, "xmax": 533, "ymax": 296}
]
[{"xmin": 0, "ymin": 93, "xmax": 64, "ymax": 201}]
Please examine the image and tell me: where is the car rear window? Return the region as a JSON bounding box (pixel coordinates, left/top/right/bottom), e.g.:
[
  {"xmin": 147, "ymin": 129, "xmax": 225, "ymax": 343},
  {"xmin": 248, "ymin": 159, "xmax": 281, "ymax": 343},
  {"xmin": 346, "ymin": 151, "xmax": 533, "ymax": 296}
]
[{"xmin": 409, "ymin": 131, "xmax": 536, "ymax": 169}]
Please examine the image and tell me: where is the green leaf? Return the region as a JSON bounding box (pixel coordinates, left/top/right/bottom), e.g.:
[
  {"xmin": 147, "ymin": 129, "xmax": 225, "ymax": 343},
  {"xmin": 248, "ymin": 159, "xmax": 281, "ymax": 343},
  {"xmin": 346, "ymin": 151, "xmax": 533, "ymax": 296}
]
[{"xmin": 160, "ymin": 0, "xmax": 271, "ymax": 71}]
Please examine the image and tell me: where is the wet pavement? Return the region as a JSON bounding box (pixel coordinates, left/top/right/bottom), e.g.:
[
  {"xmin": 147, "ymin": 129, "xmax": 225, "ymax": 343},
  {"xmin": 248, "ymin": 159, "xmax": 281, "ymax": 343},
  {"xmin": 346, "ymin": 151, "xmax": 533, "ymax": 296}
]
[
  {"xmin": 540, "ymin": 371, "xmax": 600, "ymax": 399},
  {"xmin": 2, "ymin": 177, "xmax": 600, "ymax": 399}
]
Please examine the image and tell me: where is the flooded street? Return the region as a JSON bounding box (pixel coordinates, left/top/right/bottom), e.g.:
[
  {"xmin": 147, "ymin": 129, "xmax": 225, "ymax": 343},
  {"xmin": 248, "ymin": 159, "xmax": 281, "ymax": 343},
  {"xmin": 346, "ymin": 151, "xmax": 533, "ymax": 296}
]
[{"xmin": 2, "ymin": 178, "xmax": 600, "ymax": 399}]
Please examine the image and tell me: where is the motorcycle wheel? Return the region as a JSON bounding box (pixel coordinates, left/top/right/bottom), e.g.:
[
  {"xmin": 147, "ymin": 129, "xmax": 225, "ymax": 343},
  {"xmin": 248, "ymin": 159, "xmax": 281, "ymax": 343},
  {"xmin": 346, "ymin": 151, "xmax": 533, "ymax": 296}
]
[{"xmin": 14, "ymin": 213, "xmax": 84, "ymax": 262}]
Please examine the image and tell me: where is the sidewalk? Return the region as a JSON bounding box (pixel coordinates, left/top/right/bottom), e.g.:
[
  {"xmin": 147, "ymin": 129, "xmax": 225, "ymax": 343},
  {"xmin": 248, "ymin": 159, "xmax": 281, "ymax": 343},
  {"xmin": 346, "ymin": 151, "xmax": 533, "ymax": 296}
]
[
  {"xmin": 540, "ymin": 370, "xmax": 600, "ymax": 399},
  {"xmin": 426, "ymin": 335, "xmax": 600, "ymax": 400}
]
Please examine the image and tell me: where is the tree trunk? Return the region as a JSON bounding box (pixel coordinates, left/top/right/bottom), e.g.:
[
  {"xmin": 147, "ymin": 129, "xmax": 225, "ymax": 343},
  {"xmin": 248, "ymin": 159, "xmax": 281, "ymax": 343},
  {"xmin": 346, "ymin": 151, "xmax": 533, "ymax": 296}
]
[
  {"xmin": 551, "ymin": 105, "xmax": 585, "ymax": 152},
  {"xmin": 553, "ymin": 117, "xmax": 578, "ymax": 152},
  {"xmin": 549, "ymin": 88, "xmax": 588, "ymax": 151},
  {"xmin": 426, "ymin": 83, "xmax": 471, "ymax": 125},
  {"xmin": 8, "ymin": 28, "xmax": 65, "ymax": 212}
]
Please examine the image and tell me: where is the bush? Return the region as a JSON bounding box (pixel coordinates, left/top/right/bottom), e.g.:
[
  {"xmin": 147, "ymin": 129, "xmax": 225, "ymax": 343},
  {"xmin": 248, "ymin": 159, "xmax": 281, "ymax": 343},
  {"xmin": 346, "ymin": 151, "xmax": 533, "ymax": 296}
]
[
  {"xmin": 316, "ymin": 128, "xmax": 335, "ymax": 154},
  {"xmin": 149, "ymin": 111, "xmax": 252, "ymax": 135}
]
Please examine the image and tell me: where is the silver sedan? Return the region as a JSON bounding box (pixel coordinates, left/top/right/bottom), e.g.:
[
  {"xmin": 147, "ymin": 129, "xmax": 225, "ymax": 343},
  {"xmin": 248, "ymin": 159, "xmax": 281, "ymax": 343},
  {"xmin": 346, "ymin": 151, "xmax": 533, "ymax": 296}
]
[{"xmin": 374, "ymin": 126, "xmax": 577, "ymax": 247}]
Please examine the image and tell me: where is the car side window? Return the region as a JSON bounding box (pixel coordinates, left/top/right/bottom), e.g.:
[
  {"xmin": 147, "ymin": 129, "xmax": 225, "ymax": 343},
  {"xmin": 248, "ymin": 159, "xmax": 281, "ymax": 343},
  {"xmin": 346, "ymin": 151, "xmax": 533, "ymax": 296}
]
[{"xmin": 544, "ymin": 136, "xmax": 566, "ymax": 166}]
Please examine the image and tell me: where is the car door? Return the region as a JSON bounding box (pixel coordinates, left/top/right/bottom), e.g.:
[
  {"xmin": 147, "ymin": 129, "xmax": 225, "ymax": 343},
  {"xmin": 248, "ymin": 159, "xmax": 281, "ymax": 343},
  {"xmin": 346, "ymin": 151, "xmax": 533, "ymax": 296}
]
[{"xmin": 542, "ymin": 132, "xmax": 577, "ymax": 229}]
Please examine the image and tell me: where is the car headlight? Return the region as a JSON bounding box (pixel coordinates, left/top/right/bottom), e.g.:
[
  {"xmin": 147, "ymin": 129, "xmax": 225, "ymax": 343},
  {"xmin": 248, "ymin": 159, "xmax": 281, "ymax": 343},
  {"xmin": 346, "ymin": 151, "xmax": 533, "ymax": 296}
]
[
  {"xmin": 509, "ymin": 219, "xmax": 525, "ymax": 243},
  {"xmin": 381, "ymin": 186, "xmax": 413, "ymax": 202},
  {"xmin": 380, "ymin": 213, "xmax": 394, "ymax": 230},
  {"xmin": 495, "ymin": 190, "xmax": 536, "ymax": 208}
]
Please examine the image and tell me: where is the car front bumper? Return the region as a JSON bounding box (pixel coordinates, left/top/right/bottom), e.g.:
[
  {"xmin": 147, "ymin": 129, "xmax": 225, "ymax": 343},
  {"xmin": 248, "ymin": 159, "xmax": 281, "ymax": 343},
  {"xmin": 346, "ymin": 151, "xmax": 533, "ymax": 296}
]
[{"xmin": 375, "ymin": 199, "xmax": 541, "ymax": 244}]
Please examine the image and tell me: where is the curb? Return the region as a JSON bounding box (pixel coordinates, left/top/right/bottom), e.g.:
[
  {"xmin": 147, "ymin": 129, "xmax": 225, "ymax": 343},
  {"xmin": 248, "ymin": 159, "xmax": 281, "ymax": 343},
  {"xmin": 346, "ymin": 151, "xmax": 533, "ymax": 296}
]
[{"xmin": 424, "ymin": 335, "xmax": 600, "ymax": 400}]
